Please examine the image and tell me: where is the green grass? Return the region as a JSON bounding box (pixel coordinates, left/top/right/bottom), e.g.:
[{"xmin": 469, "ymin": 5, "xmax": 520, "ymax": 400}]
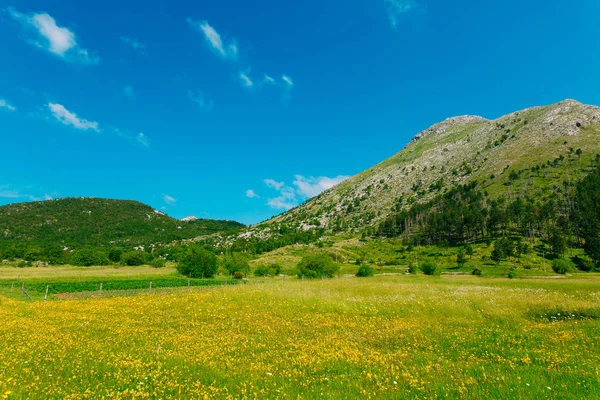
[{"xmin": 1, "ymin": 275, "xmax": 599, "ymax": 398}]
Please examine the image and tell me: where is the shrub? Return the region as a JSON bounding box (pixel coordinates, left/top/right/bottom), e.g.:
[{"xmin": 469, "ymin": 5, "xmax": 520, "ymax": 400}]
[
  {"xmin": 221, "ymin": 253, "xmax": 250, "ymax": 275},
  {"xmin": 176, "ymin": 246, "xmax": 218, "ymax": 278},
  {"xmin": 108, "ymin": 248, "xmax": 123, "ymax": 263},
  {"xmin": 254, "ymin": 265, "xmax": 271, "ymax": 277},
  {"xmin": 572, "ymin": 256, "xmax": 593, "ymax": 272},
  {"xmin": 297, "ymin": 253, "xmax": 339, "ymax": 279},
  {"xmin": 420, "ymin": 260, "xmax": 440, "ymax": 276},
  {"xmin": 71, "ymin": 248, "xmax": 110, "ymax": 267},
  {"xmin": 552, "ymin": 259, "xmax": 573, "ymax": 275},
  {"xmin": 472, "ymin": 267, "xmax": 483, "ymax": 276},
  {"xmin": 121, "ymin": 251, "xmax": 146, "ymax": 266},
  {"xmin": 508, "ymin": 268, "xmax": 517, "ymax": 279},
  {"xmin": 408, "ymin": 263, "xmax": 417, "ymax": 274},
  {"xmin": 356, "ymin": 265, "xmax": 374, "ymax": 277},
  {"xmin": 151, "ymin": 258, "xmax": 167, "ymax": 268},
  {"xmin": 269, "ymin": 264, "xmax": 282, "ymax": 276},
  {"xmin": 233, "ymin": 271, "xmax": 244, "ymax": 280}
]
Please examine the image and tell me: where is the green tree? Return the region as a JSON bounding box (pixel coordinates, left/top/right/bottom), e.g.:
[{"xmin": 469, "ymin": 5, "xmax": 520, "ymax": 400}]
[
  {"xmin": 297, "ymin": 253, "xmax": 339, "ymax": 279},
  {"xmin": 356, "ymin": 265, "xmax": 374, "ymax": 277},
  {"xmin": 547, "ymin": 229, "xmax": 567, "ymax": 257},
  {"xmin": 121, "ymin": 251, "xmax": 147, "ymax": 266},
  {"xmin": 176, "ymin": 246, "xmax": 218, "ymax": 278},
  {"xmin": 465, "ymin": 245, "xmax": 474, "ymax": 259},
  {"xmin": 456, "ymin": 249, "xmax": 467, "ymax": 268},
  {"xmin": 573, "ymin": 167, "xmax": 600, "ymax": 267}
]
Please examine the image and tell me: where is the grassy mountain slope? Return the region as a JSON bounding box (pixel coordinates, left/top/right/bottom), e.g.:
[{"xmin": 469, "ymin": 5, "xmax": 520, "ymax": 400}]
[
  {"xmin": 0, "ymin": 198, "xmax": 244, "ymax": 249},
  {"xmin": 259, "ymin": 99, "xmax": 600, "ymax": 233}
]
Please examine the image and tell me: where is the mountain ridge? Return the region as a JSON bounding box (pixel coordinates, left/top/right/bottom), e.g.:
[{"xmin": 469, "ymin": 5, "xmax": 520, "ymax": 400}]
[{"xmin": 248, "ymin": 99, "xmax": 600, "ymax": 237}]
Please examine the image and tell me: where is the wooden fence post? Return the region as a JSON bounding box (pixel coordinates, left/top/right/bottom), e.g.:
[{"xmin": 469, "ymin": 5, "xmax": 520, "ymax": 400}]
[
  {"xmin": 21, "ymin": 283, "xmax": 32, "ymax": 301},
  {"xmin": 99, "ymin": 283, "xmax": 103, "ymax": 297},
  {"xmin": 44, "ymin": 285, "xmax": 49, "ymax": 301},
  {"xmin": 149, "ymin": 282, "xmax": 152, "ymax": 292}
]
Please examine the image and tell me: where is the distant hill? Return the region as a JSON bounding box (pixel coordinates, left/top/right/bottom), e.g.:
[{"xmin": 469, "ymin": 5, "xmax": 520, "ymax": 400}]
[{"xmin": 0, "ymin": 198, "xmax": 244, "ymax": 250}]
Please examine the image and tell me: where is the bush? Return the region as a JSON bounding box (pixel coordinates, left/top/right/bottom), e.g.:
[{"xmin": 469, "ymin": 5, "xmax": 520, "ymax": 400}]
[
  {"xmin": 420, "ymin": 260, "xmax": 440, "ymax": 276},
  {"xmin": 269, "ymin": 264, "xmax": 282, "ymax": 276},
  {"xmin": 254, "ymin": 266, "xmax": 271, "ymax": 277},
  {"xmin": 176, "ymin": 246, "xmax": 218, "ymax": 278},
  {"xmin": 472, "ymin": 267, "xmax": 483, "ymax": 276},
  {"xmin": 121, "ymin": 251, "xmax": 146, "ymax": 266},
  {"xmin": 508, "ymin": 268, "xmax": 517, "ymax": 279},
  {"xmin": 297, "ymin": 253, "xmax": 339, "ymax": 279},
  {"xmin": 71, "ymin": 248, "xmax": 110, "ymax": 267},
  {"xmin": 552, "ymin": 259, "xmax": 573, "ymax": 275},
  {"xmin": 233, "ymin": 271, "xmax": 244, "ymax": 280},
  {"xmin": 151, "ymin": 258, "xmax": 167, "ymax": 268},
  {"xmin": 221, "ymin": 253, "xmax": 250, "ymax": 275},
  {"xmin": 408, "ymin": 263, "xmax": 417, "ymax": 274},
  {"xmin": 356, "ymin": 265, "xmax": 374, "ymax": 277},
  {"xmin": 572, "ymin": 256, "xmax": 593, "ymax": 272}
]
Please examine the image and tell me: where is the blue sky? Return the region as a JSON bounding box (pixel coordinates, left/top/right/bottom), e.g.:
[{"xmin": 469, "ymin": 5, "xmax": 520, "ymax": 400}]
[{"xmin": 1, "ymin": 0, "xmax": 599, "ymax": 225}]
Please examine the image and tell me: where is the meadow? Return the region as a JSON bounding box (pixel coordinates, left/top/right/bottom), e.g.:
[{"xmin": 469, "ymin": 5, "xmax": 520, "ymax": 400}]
[{"xmin": 1, "ymin": 273, "xmax": 599, "ymax": 399}]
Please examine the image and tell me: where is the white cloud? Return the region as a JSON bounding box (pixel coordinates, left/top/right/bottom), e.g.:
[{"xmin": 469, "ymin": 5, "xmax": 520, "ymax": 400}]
[
  {"xmin": 0, "ymin": 186, "xmax": 52, "ymax": 202},
  {"xmin": 384, "ymin": 0, "xmax": 417, "ymax": 28},
  {"xmin": 293, "ymin": 175, "xmax": 349, "ymax": 198},
  {"xmin": 246, "ymin": 189, "xmax": 259, "ymax": 199},
  {"xmin": 124, "ymin": 85, "xmax": 134, "ymax": 98},
  {"xmin": 0, "ymin": 99, "xmax": 16, "ymax": 112},
  {"xmin": 239, "ymin": 72, "xmax": 254, "ymax": 88},
  {"xmin": 137, "ymin": 133, "xmax": 150, "ymax": 147},
  {"xmin": 264, "ymin": 179, "xmax": 285, "ymax": 190},
  {"xmin": 282, "ymin": 75, "xmax": 294, "ymax": 87},
  {"xmin": 8, "ymin": 8, "xmax": 99, "ymax": 64},
  {"xmin": 162, "ymin": 194, "xmax": 177, "ymax": 205},
  {"xmin": 48, "ymin": 103, "xmax": 99, "ymax": 132},
  {"xmin": 187, "ymin": 19, "xmax": 238, "ymax": 60},
  {"xmin": 120, "ymin": 36, "xmax": 146, "ymax": 54},
  {"xmin": 264, "ymin": 75, "xmax": 276, "ymax": 85},
  {"xmin": 264, "ymin": 174, "xmax": 348, "ymax": 211},
  {"xmin": 188, "ymin": 90, "xmax": 214, "ymax": 112},
  {"xmin": 267, "ymin": 197, "xmax": 297, "ymax": 211}
]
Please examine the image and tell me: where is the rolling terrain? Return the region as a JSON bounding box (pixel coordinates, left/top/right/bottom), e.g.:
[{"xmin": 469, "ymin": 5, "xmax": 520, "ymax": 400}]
[{"xmin": 0, "ymin": 197, "xmax": 244, "ymax": 250}]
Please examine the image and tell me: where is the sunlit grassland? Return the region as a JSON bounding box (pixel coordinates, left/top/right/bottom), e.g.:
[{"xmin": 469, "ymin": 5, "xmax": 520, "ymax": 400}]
[{"xmin": 1, "ymin": 275, "xmax": 599, "ymax": 399}]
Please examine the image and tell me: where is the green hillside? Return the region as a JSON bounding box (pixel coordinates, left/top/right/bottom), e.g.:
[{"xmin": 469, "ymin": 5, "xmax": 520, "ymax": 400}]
[
  {"xmin": 0, "ymin": 197, "xmax": 244, "ymax": 254},
  {"xmin": 251, "ymin": 99, "xmax": 600, "ymax": 234}
]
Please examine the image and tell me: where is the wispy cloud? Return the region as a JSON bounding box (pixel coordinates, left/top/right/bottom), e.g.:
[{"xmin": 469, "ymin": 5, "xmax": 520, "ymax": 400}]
[
  {"xmin": 48, "ymin": 103, "xmax": 99, "ymax": 132},
  {"xmin": 281, "ymin": 74, "xmax": 295, "ymax": 104},
  {"xmin": 123, "ymin": 85, "xmax": 134, "ymax": 98},
  {"xmin": 239, "ymin": 71, "xmax": 254, "ymax": 88},
  {"xmin": 0, "ymin": 99, "xmax": 17, "ymax": 112},
  {"xmin": 0, "ymin": 185, "xmax": 52, "ymax": 202},
  {"xmin": 264, "ymin": 75, "xmax": 276, "ymax": 85},
  {"xmin": 293, "ymin": 175, "xmax": 349, "ymax": 198},
  {"xmin": 264, "ymin": 175, "xmax": 348, "ymax": 211},
  {"xmin": 187, "ymin": 19, "xmax": 238, "ymax": 60},
  {"xmin": 246, "ymin": 189, "xmax": 259, "ymax": 199},
  {"xmin": 282, "ymin": 75, "xmax": 294, "ymax": 87},
  {"xmin": 384, "ymin": 0, "xmax": 418, "ymax": 28},
  {"xmin": 8, "ymin": 8, "xmax": 99, "ymax": 64},
  {"xmin": 264, "ymin": 179, "xmax": 285, "ymax": 190},
  {"xmin": 136, "ymin": 133, "xmax": 150, "ymax": 147},
  {"xmin": 188, "ymin": 90, "xmax": 214, "ymax": 112},
  {"xmin": 162, "ymin": 194, "xmax": 177, "ymax": 205},
  {"xmin": 267, "ymin": 186, "xmax": 298, "ymax": 211},
  {"xmin": 120, "ymin": 36, "xmax": 146, "ymax": 54}
]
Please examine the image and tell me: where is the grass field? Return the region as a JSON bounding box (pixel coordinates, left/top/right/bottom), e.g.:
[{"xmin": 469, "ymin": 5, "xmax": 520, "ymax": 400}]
[{"xmin": 1, "ymin": 274, "xmax": 599, "ymax": 399}]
